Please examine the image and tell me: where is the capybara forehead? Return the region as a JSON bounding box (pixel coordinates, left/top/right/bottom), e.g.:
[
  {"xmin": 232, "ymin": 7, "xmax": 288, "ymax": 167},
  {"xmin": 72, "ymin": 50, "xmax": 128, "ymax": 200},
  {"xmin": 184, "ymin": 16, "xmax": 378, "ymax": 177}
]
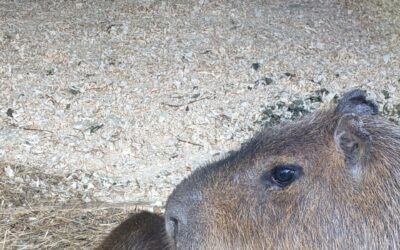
[
  {"xmin": 250, "ymin": 111, "xmax": 336, "ymax": 155},
  {"xmin": 231, "ymin": 110, "xmax": 338, "ymax": 164},
  {"xmin": 181, "ymin": 109, "xmax": 339, "ymax": 188}
]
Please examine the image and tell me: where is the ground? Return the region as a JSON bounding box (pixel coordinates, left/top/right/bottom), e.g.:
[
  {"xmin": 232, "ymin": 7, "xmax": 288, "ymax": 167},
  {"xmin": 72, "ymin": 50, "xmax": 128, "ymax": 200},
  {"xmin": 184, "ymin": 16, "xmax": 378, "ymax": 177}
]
[{"xmin": 0, "ymin": 0, "xmax": 399, "ymax": 248}]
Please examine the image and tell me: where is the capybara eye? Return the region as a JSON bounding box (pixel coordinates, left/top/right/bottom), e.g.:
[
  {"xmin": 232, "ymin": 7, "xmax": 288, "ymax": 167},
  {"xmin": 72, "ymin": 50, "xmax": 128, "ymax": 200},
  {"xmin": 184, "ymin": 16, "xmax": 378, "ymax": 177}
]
[{"xmin": 271, "ymin": 165, "xmax": 303, "ymax": 188}]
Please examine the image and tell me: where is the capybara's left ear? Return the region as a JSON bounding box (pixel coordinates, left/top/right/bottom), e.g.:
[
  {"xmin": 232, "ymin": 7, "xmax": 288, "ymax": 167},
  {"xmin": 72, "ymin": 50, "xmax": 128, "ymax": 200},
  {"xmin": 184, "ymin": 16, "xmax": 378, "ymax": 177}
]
[
  {"xmin": 334, "ymin": 114, "xmax": 372, "ymax": 179},
  {"xmin": 335, "ymin": 89, "xmax": 378, "ymax": 116}
]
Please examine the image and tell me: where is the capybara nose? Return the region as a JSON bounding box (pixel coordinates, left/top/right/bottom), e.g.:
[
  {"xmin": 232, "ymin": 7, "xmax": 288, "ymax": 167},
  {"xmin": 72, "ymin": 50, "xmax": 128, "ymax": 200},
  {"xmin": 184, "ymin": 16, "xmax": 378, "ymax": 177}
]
[
  {"xmin": 165, "ymin": 200, "xmax": 187, "ymax": 243},
  {"xmin": 166, "ymin": 213, "xmax": 180, "ymax": 243},
  {"xmin": 165, "ymin": 189, "xmax": 203, "ymax": 244}
]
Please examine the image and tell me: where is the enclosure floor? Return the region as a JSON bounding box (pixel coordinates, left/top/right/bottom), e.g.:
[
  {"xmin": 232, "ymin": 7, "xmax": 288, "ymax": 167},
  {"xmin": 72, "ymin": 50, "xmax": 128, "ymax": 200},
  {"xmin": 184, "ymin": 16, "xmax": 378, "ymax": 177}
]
[{"xmin": 1, "ymin": 0, "xmax": 399, "ymax": 248}]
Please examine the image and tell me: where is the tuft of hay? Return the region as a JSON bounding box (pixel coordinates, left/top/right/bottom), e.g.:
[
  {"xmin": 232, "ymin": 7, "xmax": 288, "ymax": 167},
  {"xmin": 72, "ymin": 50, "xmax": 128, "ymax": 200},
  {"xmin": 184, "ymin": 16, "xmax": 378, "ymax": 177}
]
[
  {"xmin": 0, "ymin": 163, "xmax": 160, "ymax": 249},
  {"xmin": 1, "ymin": 206, "xmax": 132, "ymax": 249}
]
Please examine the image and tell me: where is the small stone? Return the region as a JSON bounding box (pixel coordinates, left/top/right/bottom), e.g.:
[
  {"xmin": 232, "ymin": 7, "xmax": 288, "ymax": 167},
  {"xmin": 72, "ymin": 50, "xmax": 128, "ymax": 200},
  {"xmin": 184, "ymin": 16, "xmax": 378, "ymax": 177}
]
[
  {"xmin": 6, "ymin": 108, "xmax": 14, "ymax": 117},
  {"xmin": 254, "ymin": 77, "xmax": 273, "ymax": 86},
  {"xmin": 5, "ymin": 166, "xmax": 14, "ymax": 178},
  {"xmin": 252, "ymin": 63, "xmax": 260, "ymax": 71},
  {"xmin": 288, "ymin": 100, "xmax": 308, "ymax": 118},
  {"xmin": 382, "ymin": 90, "xmax": 390, "ymax": 100},
  {"xmin": 89, "ymin": 124, "xmax": 104, "ymax": 134},
  {"xmin": 46, "ymin": 68, "xmax": 55, "ymax": 76},
  {"xmin": 264, "ymin": 77, "xmax": 273, "ymax": 85},
  {"xmin": 284, "ymin": 72, "xmax": 296, "ymax": 78},
  {"xmin": 69, "ymin": 86, "xmax": 81, "ymax": 95}
]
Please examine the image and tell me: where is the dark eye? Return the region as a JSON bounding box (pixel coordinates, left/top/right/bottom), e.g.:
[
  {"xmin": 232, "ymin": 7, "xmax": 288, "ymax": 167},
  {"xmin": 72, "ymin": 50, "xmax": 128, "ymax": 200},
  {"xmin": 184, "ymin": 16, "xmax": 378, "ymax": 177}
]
[
  {"xmin": 266, "ymin": 164, "xmax": 303, "ymax": 188},
  {"xmin": 272, "ymin": 167, "xmax": 296, "ymax": 186}
]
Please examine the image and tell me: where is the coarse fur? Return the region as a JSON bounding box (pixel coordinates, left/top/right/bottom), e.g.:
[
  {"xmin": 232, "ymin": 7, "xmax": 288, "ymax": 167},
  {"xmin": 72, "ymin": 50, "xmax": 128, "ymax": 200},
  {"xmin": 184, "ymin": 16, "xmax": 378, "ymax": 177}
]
[
  {"xmin": 96, "ymin": 211, "xmax": 170, "ymax": 250},
  {"xmin": 98, "ymin": 89, "xmax": 400, "ymax": 249}
]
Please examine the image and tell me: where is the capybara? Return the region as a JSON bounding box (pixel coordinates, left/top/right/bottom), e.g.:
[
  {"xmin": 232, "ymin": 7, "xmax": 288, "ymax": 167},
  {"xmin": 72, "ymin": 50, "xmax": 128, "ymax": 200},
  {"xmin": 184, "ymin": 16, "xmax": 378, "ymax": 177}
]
[
  {"xmin": 97, "ymin": 211, "xmax": 170, "ymax": 250},
  {"xmin": 99, "ymin": 89, "xmax": 400, "ymax": 249}
]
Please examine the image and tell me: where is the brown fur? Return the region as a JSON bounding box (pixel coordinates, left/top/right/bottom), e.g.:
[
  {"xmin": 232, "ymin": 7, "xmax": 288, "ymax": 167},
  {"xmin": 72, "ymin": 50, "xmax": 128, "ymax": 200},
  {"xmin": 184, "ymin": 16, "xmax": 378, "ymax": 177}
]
[
  {"xmin": 98, "ymin": 90, "xmax": 400, "ymax": 249},
  {"xmin": 182, "ymin": 115, "xmax": 400, "ymax": 249},
  {"xmin": 96, "ymin": 211, "xmax": 170, "ymax": 250}
]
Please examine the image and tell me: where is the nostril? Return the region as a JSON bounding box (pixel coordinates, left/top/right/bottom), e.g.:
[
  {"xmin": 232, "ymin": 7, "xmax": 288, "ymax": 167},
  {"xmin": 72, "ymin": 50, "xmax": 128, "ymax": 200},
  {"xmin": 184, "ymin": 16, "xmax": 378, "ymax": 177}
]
[
  {"xmin": 167, "ymin": 216, "xmax": 179, "ymax": 241},
  {"xmin": 165, "ymin": 193, "xmax": 194, "ymax": 243}
]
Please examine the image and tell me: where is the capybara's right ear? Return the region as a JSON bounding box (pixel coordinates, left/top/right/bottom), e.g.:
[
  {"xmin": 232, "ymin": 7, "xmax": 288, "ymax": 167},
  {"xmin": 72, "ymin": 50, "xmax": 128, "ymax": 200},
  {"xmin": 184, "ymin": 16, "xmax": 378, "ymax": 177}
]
[
  {"xmin": 335, "ymin": 89, "xmax": 378, "ymax": 116},
  {"xmin": 334, "ymin": 114, "xmax": 372, "ymax": 180}
]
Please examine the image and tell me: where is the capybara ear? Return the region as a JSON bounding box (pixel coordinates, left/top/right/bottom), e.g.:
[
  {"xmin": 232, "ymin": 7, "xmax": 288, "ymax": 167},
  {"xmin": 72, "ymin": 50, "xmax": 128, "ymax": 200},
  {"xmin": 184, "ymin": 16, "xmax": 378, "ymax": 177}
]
[
  {"xmin": 334, "ymin": 114, "xmax": 372, "ymax": 179},
  {"xmin": 335, "ymin": 89, "xmax": 378, "ymax": 116}
]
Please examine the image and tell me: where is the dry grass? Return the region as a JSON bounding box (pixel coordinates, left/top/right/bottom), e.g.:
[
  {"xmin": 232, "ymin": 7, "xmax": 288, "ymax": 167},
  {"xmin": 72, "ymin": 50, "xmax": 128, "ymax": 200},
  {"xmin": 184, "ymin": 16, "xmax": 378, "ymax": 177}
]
[
  {"xmin": 1, "ymin": 205, "xmax": 127, "ymax": 249},
  {"xmin": 0, "ymin": 163, "xmax": 160, "ymax": 249}
]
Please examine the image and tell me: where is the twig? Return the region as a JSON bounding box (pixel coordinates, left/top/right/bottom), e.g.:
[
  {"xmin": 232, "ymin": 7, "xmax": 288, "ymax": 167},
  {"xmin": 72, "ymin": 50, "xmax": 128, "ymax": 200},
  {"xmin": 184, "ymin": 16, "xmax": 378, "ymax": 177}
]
[
  {"xmin": 177, "ymin": 138, "xmax": 203, "ymax": 147},
  {"xmin": 7, "ymin": 123, "xmax": 53, "ymax": 134},
  {"xmin": 187, "ymin": 96, "xmax": 211, "ymax": 105},
  {"xmin": 20, "ymin": 127, "xmax": 53, "ymax": 133},
  {"xmin": 1, "ymin": 229, "xmax": 7, "ymax": 250},
  {"xmin": 161, "ymin": 95, "xmax": 212, "ymax": 108},
  {"xmin": 160, "ymin": 102, "xmax": 182, "ymax": 108}
]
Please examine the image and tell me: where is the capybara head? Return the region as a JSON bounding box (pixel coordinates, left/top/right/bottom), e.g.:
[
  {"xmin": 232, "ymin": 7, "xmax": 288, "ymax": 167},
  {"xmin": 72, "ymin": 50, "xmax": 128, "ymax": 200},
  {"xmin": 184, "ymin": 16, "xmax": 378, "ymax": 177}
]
[{"xmin": 165, "ymin": 89, "xmax": 400, "ymax": 249}]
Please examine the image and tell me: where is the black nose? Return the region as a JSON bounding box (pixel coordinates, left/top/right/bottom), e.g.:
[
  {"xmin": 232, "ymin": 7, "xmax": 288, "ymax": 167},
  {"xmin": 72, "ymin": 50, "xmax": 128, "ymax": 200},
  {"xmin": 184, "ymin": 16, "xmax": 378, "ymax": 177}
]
[
  {"xmin": 165, "ymin": 200, "xmax": 187, "ymax": 243},
  {"xmin": 166, "ymin": 214, "xmax": 179, "ymax": 242},
  {"xmin": 165, "ymin": 188, "xmax": 204, "ymax": 245},
  {"xmin": 165, "ymin": 184, "xmax": 203, "ymax": 245}
]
